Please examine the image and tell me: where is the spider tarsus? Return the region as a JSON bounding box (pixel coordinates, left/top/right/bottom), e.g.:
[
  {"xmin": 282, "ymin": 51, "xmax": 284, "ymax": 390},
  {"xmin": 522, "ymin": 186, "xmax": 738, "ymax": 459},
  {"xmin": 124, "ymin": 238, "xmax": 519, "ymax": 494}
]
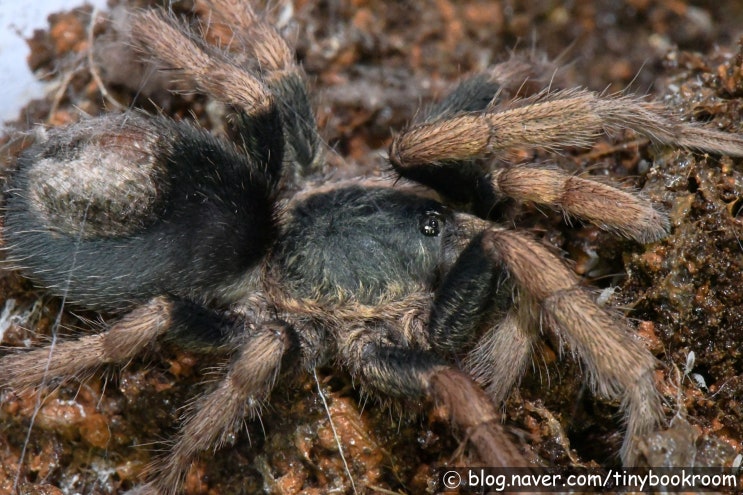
[
  {"xmin": 620, "ymin": 369, "xmax": 666, "ymax": 466},
  {"xmin": 429, "ymin": 366, "xmax": 533, "ymax": 468},
  {"xmin": 489, "ymin": 167, "xmax": 670, "ymax": 243}
]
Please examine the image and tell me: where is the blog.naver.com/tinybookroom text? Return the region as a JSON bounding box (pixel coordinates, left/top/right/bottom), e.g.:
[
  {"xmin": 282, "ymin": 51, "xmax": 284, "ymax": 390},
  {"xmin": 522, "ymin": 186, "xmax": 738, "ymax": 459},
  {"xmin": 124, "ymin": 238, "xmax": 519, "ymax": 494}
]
[{"xmin": 437, "ymin": 467, "xmax": 740, "ymax": 492}]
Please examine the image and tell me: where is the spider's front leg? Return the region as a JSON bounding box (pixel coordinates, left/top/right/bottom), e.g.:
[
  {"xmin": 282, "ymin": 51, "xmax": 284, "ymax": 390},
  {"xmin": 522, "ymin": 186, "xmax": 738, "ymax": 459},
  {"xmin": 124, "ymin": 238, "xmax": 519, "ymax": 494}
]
[
  {"xmin": 486, "ymin": 228, "xmax": 664, "ymax": 465},
  {"xmin": 427, "ymin": 227, "xmax": 537, "ymax": 405},
  {"xmin": 436, "ymin": 221, "xmax": 664, "ymax": 464},
  {"xmin": 390, "ymin": 82, "xmax": 743, "ymax": 241}
]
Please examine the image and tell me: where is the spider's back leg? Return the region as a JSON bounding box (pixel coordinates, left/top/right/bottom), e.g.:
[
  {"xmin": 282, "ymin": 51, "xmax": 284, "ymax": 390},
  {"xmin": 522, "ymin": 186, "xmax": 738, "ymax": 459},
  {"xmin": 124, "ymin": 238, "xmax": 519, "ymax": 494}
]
[
  {"xmin": 206, "ymin": 0, "xmax": 324, "ymax": 175},
  {"xmin": 133, "ymin": 4, "xmax": 323, "ymax": 185},
  {"xmin": 0, "ymin": 293, "xmax": 295, "ymax": 495},
  {"xmin": 142, "ymin": 319, "xmax": 298, "ymax": 495},
  {"xmin": 0, "ymin": 298, "xmax": 172, "ymax": 390}
]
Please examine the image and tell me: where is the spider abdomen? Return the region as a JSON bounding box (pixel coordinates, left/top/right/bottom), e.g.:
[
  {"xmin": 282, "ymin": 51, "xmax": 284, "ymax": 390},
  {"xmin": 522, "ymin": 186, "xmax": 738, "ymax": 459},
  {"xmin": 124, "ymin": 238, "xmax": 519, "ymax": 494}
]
[{"xmin": 4, "ymin": 113, "xmax": 278, "ymax": 311}]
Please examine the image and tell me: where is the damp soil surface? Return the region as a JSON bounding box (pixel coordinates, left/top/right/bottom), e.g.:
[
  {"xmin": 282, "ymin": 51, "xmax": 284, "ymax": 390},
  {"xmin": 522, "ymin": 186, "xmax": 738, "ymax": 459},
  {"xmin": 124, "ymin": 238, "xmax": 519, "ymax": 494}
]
[{"xmin": 1, "ymin": 0, "xmax": 743, "ymax": 494}]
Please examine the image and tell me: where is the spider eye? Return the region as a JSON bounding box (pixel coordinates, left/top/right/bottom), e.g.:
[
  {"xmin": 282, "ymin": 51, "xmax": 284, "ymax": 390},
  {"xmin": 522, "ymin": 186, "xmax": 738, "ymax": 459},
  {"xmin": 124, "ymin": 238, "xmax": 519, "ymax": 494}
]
[{"xmin": 419, "ymin": 211, "xmax": 443, "ymax": 237}]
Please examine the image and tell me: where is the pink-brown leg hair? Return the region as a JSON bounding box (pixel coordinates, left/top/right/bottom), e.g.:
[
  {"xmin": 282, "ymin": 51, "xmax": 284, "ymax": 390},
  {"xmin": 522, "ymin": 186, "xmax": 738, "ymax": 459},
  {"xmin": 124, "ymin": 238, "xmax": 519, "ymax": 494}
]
[
  {"xmin": 478, "ymin": 228, "xmax": 663, "ymax": 464},
  {"xmin": 131, "ymin": 10, "xmax": 273, "ymax": 114},
  {"xmin": 487, "ymin": 166, "xmax": 669, "ymax": 242},
  {"xmin": 138, "ymin": 320, "xmax": 294, "ymax": 495},
  {"xmin": 202, "ymin": 0, "xmax": 295, "ymax": 72},
  {"xmin": 465, "ymin": 304, "xmax": 538, "ymax": 405},
  {"xmin": 392, "ymin": 89, "xmax": 743, "ymax": 165},
  {"xmin": 0, "ymin": 297, "xmax": 172, "ymax": 391},
  {"xmin": 390, "ymin": 88, "xmax": 743, "ymax": 243},
  {"xmin": 339, "ymin": 325, "xmax": 533, "ymax": 470}
]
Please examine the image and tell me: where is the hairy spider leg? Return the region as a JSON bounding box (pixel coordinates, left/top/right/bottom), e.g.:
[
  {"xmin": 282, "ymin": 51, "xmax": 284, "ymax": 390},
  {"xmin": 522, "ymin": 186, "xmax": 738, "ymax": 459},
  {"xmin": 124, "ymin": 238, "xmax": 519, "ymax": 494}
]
[
  {"xmin": 463, "ymin": 228, "xmax": 663, "ymax": 465},
  {"xmin": 132, "ymin": 5, "xmax": 321, "ymax": 184},
  {"xmin": 0, "ymin": 298, "xmax": 172, "ymax": 390},
  {"xmin": 0, "ymin": 296, "xmax": 259, "ymax": 387},
  {"xmin": 338, "ymin": 324, "xmax": 532, "ymax": 469},
  {"xmin": 201, "ymin": 0, "xmax": 324, "ymax": 174},
  {"xmin": 141, "ymin": 320, "xmax": 297, "ymax": 495},
  {"xmin": 390, "ymin": 85, "xmax": 743, "ymax": 240}
]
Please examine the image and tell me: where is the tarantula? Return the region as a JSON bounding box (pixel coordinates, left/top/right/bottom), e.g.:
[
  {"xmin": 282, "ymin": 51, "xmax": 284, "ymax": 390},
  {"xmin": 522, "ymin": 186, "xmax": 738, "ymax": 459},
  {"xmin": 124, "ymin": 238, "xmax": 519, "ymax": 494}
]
[{"xmin": 3, "ymin": 1, "xmax": 743, "ymax": 493}]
